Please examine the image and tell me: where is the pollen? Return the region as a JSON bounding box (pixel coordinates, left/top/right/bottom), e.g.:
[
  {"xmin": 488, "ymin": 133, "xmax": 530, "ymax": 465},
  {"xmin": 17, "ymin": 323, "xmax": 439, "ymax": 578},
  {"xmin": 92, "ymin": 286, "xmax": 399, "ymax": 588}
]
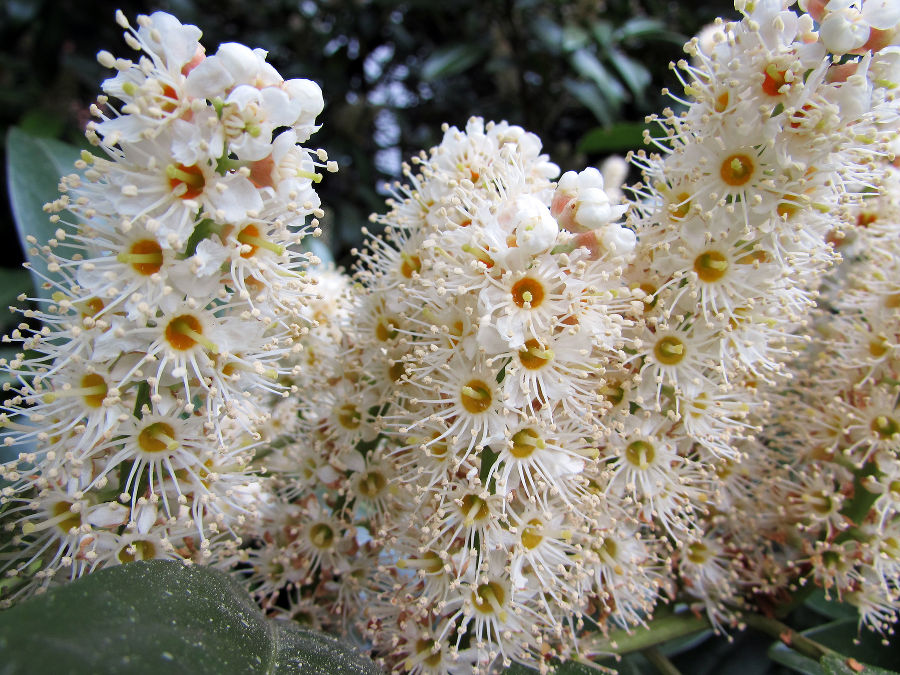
[
  {"xmin": 720, "ymin": 153, "xmax": 754, "ymax": 187},
  {"xmin": 654, "ymin": 335, "xmax": 686, "ymax": 365},
  {"xmin": 237, "ymin": 224, "xmax": 285, "ymax": 258},
  {"xmin": 510, "ymin": 428, "xmax": 544, "ymax": 458},
  {"xmin": 165, "ymin": 314, "xmax": 216, "ymax": 352},
  {"xmin": 309, "ymin": 522, "xmax": 335, "ymax": 549},
  {"xmin": 413, "ymin": 639, "xmax": 443, "ymax": 668},
  {"xmin": 511, "ymin": 277, "xmax": 546, "ymax": 309},
  {"xmin": 460, "ymin": 379, "xmax": 492, "ymax": 413},
  {"xmin": 80, "ymin": 373, "xmax": 109, "ymax": 409},
  {"xmin": 518, "ymin": 338, "xmax": 553, "ymax": 370},
  {"xmin": 52, "ymin": 501, "xmax": 82, "ymax": 534},
  {"xmin": 472, "ymin": 581, "xmax": 506, "ymax": 615},
  {"xmin": 137, "ymin": 421, "xmax": 178, "ymax": 454},
  {"xmin": 694, "ymin": 250, "xmax": 729, "ymax": 282},
  {"xmin": 337, "ymin": 403, "xmax": 362, "ymax": 430},
  {"xmin": 356, "ymin": 470, "xmax": 387, "ymax": 499},
  {"xmin": 521, "ymin": 518, "xmax": 544, "ymax": 549},
  {"xmin": 166, "ymin": 163, "xmax": 206, "ymax": 199},
  {"xmin": 117, "ymin": 239, "xmax": 164, "ymax": 276},
  {"xmin": 400, "ymin": 253, "xmax": 422, "ymax": 278},
  {"xmin": 375, "ymin": 316, "xmax": 397, "ymax": 342},
  {"xmin": 871, "ymin": 415, "xmax": 899, "ymax": 440},
  {"xmin": 459, "ymin": 494, "xmax": 490, "ymax": 524},
  {"xmin": 669, "ymin": 192, "xmax": 692, "ymax": 220},
  {"xmin": 117, "ymin": 539, "xmax": 157, "ymax": 563},
  {"xmin": 686, "ymin": 541, "xmax": 710, "ymax": 564},
  {"xmin": 762, "ymin": 64, "xmax": 788, "ymax": 96},
  {"xmin": 625, "ymin": 440, "xmax": 655, "ymax": 470}
]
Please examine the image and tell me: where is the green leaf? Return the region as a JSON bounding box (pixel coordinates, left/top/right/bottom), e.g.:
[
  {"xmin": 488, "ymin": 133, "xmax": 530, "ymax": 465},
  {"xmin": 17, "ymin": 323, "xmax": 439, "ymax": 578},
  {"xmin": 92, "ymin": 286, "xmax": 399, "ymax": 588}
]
[
  {"xmin": 0, "ymin": 268, "xmax": 34, "ymax": 311},
  {"xmin": 607, "ymin": 49, "xmax": 651, "ymax": 106},
  {"xmin": 570, "ymin": 49, "xmax": 626, "ymax": 104},
  {"xmin": 421, "ymin": 44, "xmax": 485, "ymax": 81},
  {"xmin": 821, "ymin": 653, "xmax": 898, "ymax": 675},
  {"xmin": 612, "ymin": 17, "xmax": 686, "ymax": 45},
  {"xmin": 6, "ymin": 127, "xmax": 82, "ymax": 298},
  {"xmin": 577, "ymin": 122, "xmax": 648, "ymax": 153},
  {"xmin": 768, "ymin": 619, "xmax": 900, "ymax": 675},
  {"xmin": 0, "ymin": 559, "xmax": 380, "ymax": 675},
  {"xmin": 805, "ymin": 619, "xmax": 900, "ymax": 670},
  {"xmin": 303, "ymin": 236, "xmax": 335, "ymax": 266},
  {"xmin": 531, "ymin": 17, "xmax": 565, "ymax": 54},
  {"xmin": 768, "ymin": 641, "xmax": 825, "ymax": 675},
  {"xmin": 589, "ymin": 20, "xmax": 614, "ymax": 48},
  {"xmin": 504, "ymin": 657, "xmax": 616, "ymax": 674},
  {"xmin": 564, "ymin": 79, "xmax": 613, "ymax": 127},
  {"xmin": 561, "ymin": 25, "xmax": 591, "ymax": 52},
  {"xmin": 804, "ymin": 590, "xmax": 860, "ymax": 622}
]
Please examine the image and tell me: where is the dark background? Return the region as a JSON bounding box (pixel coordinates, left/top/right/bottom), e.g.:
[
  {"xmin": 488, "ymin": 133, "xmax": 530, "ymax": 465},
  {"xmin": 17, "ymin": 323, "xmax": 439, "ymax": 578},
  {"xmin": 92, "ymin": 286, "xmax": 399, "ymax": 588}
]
[{"xmin": 1, "ymin": 0, "xmax": 736, "ymax": 270}]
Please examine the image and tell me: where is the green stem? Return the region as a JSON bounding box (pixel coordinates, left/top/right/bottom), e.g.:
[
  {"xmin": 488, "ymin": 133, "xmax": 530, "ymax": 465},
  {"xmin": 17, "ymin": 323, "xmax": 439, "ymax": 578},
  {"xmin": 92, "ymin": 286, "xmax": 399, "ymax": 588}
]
[
  {"xmin": 741, "ymin": 613, "xmax": 835, "ymax": 661},
  {"xmin": 594, "ymin": 612, "xmax": 710, "ymax": 655},
  {"xmin": 644, "ymin": 647, "xmax": 683, "ymax": 675}
]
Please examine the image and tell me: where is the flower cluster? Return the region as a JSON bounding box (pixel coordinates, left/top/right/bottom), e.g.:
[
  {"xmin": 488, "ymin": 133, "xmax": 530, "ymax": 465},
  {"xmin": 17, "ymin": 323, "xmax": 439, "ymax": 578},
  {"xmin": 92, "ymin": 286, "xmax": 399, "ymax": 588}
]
[
  {"xmin": 4, "ymin": 2, "xmax": 900, "ymax": 674},
  {"xmin": 0, "ymin": 11, "xmax": 329, "ymax": 601},
  {"xmin": 747, "ymin": 156, "xmax": 900, "ymax": 633},
  {"xmin": 257, "ymin": 2, "xmax": 900, "ymax": 673}
]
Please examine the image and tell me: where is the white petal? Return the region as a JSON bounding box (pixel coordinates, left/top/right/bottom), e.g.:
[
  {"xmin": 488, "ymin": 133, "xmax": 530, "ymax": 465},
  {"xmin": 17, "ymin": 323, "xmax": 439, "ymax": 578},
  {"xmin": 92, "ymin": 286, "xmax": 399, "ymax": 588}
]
[
  {"xmin": 862, "ymin": 0, "xmax": 900, "ymax": 29},
  {"xmin": 185, "ymin": 56, "xmax": 233, "ymax": 98},
  {"xmin": 820, "ymin": 10, "xmax": 871, "ymax": 52},
  {"xmin": 207, "ymin": 174, "xmax": 263, "ymax": 221}
]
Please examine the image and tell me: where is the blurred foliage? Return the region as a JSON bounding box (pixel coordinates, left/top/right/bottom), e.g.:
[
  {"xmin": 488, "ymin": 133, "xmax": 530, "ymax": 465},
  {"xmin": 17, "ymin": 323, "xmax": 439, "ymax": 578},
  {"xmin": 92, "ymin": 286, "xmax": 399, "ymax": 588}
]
[{"xmin": 1, "ymin": 0, "xmax": 735, "ymax": 270}]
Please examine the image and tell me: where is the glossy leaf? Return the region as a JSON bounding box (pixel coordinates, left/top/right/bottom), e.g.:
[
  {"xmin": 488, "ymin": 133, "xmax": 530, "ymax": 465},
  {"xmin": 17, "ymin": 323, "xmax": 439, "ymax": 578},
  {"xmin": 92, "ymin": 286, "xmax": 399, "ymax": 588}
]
[
  {"xmin": 0, "ymin": 267, "xmax": 33, "ymax": 310},
  {"xmin": 820, "ymin": 653, "xmax": 898, "ymax": 675},
  {"xmin": 804, "ymin": 590, "xmax": 860, "ymax": 622},
  {"xmin": 0, "ymin": 559, "xmax": 380, "ymax": 675},
  {"xmin": 570, "ymin": 49, "xmax": 626, "ymax": 103},
  {"xmin": 561, "ymin": 24, "xmax": 591, "ymax": 52},
  {"xmin": 577, "ymin": 122, "xmax": 647, "ymax": 153},
  {"xmin": 612, "ymin": 17, "xmax": 686, "ymax": 45},
  {"xmin": 421, "ymin": 44, "xmax": 485, "ymax": 81},
  {"xmin": 607, "ymin": 49, "xmax": 651, "ymax": 105},
  {"xmin": 6, "ymin": 127, "xmax": 81, "ymax": 298},
  {"xmin": 768, "ymin": 642, "xmax": 825, "ymax": 675},
  {"xmin": 565, "ymin": 79, "xmax": 613, "ymax": 126},
  {"xmin": 768, "ymin": 619, "xmax": 900, "ymax": 675}
]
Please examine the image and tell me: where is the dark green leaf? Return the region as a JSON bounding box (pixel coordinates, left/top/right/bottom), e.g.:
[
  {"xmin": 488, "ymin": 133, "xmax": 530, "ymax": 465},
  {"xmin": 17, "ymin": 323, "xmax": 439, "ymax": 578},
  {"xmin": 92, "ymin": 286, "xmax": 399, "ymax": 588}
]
[
  {"xmin": 303, "ymin": 236, "xmax": 335, "ymax": 266},
  {"xmin": 531, "ymin": 17, "xmax": 565, "ymax": 54},
  {"xmin": 556, "ymin": 661, "xmax": 603, "ymax": 674},
  {"xmin": 577, "ymin": 122, "xmax": 648, "ymax": 153},
  {"xmin": 561, "ymin": 25, "xmax": 591, "ymax": 52},
  {"xmin": 570, "ymin": 50, "xmax": 626, "ymax": 104},
  {"xmin": 607, "ymin": 49, "xmax": 652, "ymax": 105},
  {"xmin": 768, "ymin": 619, "xmax": 900, "ymax": 675},
  {"xmin": 0, "ymin": 268, "xmax": 34, "ymax": 311},
  {"xmin": 612, "ymin": 18, "xmax": 686, "ymax": 45},
  {"xmin": 803, "ymin": 619, "xmax": 900, "ymax": 670},
  {"xmin": 768, "ymin": 641, "xmax": 825, "ymax": 675},
  {"xmin": 0, "ymin": 559, "xmax": 380, "ymax": 675},
  {"xmin": 504, "ymin": 657, "xmax": 616, "ymax": 674},
  {"xmin": 564, "ymin": 79, "xmax": 613, "ymax": 127},
  {"xmin": 182, "ymin": 218, "xmax": 222, "ymax": 258},
  {"xmin": 805, "ymin": 590, "xmax": 860, "ymax": 622},
  {"xmin": 17, "ymin": 110, "xmax": 67, "ymax": 139},
  {"xmin": 821, "ymin": 653, "xmax": 898, "ymax": 675},
  {"xmin": 590, "ymin": 20, "xmax": 614, "ymax": 48},
  {"xmin": 6, "ymin": 127, "xmax": 82, "ymax": 298},
  {"xmin": 421, "ymin": 44, "xmax": 485, "ymax": 81},
  {"xmin": 671, "ymin": 629, "xmax": 770, "ymax": 675}
]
